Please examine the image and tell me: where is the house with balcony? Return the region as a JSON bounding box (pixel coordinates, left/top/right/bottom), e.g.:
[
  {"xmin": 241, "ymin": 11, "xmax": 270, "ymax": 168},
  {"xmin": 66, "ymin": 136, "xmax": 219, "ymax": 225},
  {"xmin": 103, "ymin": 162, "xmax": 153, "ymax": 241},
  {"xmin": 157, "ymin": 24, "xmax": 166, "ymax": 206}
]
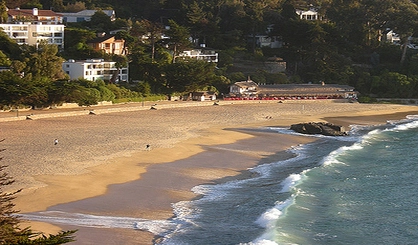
[
  {"xmin": 0, "ymin": 8, "xmax": 64, "ymax": 49},
  {"xmin": 87, "ymin": 34, "xmax": 126, "ymax": 55},
  {"xmin": 62, "ymin": 59, "xmax": 128, "ymax": 82},
  {"xmin": 177, "ymin": 46, "xmax": 218, "ymax": 63}
]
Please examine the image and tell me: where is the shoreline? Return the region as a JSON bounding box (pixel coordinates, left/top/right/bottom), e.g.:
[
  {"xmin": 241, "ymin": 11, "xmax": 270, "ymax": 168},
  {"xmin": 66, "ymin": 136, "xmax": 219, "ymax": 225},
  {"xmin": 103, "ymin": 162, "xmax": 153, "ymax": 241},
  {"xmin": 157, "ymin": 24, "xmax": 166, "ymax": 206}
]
[{"xmin": 1, "ymin": 101, "xmax": 418, "ymax": 244}]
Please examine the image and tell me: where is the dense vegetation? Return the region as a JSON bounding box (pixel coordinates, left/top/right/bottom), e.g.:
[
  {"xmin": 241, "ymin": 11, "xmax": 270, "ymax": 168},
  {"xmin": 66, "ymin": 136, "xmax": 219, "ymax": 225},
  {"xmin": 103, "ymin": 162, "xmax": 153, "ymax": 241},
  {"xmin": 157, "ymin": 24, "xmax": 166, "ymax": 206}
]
[{"xmin": 2, "ymin": 0, "xmax": 418, "ymax": 108}]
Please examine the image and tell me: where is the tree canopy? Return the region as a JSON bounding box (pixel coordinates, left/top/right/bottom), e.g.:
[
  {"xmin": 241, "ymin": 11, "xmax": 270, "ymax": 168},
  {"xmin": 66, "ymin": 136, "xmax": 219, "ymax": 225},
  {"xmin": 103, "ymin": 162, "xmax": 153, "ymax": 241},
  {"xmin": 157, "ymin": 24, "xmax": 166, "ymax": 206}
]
[{"xmin": 2, "ymin": 0, "xmax": 418, "ymax": 107}]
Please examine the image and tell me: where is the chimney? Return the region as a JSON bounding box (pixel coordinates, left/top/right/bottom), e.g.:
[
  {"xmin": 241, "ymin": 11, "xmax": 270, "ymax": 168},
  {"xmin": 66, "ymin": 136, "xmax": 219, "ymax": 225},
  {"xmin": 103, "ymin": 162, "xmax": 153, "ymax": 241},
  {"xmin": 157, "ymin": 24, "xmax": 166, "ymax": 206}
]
[{"xmin": 33, "ymin": 8, "xmax": 38, "ymax": 16}]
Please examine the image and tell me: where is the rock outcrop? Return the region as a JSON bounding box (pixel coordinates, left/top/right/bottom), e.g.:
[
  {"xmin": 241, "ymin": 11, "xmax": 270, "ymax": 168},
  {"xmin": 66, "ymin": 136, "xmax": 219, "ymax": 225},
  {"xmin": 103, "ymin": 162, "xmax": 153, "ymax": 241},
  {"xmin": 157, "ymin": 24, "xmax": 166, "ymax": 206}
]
[{"xmin": 290, "ymin": 122, "xmax": 347, "ymax": 136}]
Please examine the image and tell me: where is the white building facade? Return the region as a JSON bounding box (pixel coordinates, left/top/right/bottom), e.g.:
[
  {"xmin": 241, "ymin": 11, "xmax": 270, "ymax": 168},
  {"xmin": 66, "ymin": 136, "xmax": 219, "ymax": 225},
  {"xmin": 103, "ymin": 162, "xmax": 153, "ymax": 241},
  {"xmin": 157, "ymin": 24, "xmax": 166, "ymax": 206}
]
[
  {"xmin": 0, "ymin": 23, "xmax": 64, "ymax": 49},
  {"xmin": 296, "ymin": 9, "xmax": 320, "ymax": 20},
  {"xmin": 0, "ymin": 8, "xmax": 64, "ymax": 49},
  {"xmin": 62, "ymin": 59, "xmax": 128, "ymax": 82},
  {"xmin": 178, "ymin": 48, "xmax": 218, "ymax": 62}
]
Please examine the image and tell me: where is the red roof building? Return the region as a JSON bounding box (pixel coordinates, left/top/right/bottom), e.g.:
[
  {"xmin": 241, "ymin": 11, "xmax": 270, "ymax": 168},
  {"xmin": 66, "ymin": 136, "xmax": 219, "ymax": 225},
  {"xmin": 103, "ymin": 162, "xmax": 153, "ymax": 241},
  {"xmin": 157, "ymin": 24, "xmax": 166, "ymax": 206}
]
[{"xmin": 7, "ymin": 8, "xmax": 63, "ymax": 24}]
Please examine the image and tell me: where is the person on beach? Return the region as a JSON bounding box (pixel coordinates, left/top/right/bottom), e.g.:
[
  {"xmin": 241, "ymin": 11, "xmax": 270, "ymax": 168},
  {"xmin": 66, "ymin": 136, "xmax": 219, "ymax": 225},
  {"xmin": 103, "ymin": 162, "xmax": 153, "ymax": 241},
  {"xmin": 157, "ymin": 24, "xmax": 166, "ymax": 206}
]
[
  {"xmin": 54, "ymin": 139, "xmax": 58, "ymax": 145},
  {"xmin": 146, "ymin": 144, "xmax": 150, "ymax": 150}
]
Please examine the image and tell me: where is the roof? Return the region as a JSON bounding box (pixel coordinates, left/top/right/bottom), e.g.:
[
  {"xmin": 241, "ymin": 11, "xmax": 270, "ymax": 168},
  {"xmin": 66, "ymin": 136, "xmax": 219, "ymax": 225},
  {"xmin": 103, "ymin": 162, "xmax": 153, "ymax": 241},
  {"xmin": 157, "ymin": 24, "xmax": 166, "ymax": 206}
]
[
  {"xmin": 77, "ymin": 10, "xmax": 114, "ymax": 16},
  {"xmin": 8, "ymin": 9, "xmax": 62, "ymax": 17},
  {"xmin": 60, "ymin": 10, "xmax": 115, "ymax": 17},
  {"xmin": 192, "ymin": 91, "xmax": 217, "ymax": 95},
  {"xmin": 63, "ymin": 59, "xmax": 114, "ymax": 64},
  {"xmin": 296, "ymin": 8, "xmax": 318, "ymax": 14},
  {"xmin": 87, "ymin": 34, "xmax": 119, "ymax": 44},
  {"xmin": 257, "ymin": 84, "xmax": 355, "ymax": 96},
  {"xmin": 233, "ymin": 81, "xmax": 258, "ymax": 88}
]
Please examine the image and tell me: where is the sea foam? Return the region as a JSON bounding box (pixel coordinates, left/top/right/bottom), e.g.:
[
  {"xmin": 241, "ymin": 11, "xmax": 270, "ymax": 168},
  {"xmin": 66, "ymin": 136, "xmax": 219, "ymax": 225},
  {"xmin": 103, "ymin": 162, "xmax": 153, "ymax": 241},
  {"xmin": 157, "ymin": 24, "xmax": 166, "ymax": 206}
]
[{"xmin": 20, "ymin": 211, "xmax": 176, "ymax": 235}]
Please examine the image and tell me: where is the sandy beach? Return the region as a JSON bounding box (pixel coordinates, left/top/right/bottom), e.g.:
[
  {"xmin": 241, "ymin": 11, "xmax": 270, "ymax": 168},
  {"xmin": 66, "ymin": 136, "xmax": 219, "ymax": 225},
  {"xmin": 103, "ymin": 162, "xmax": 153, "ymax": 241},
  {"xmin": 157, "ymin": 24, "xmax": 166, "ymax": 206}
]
[{"xmin": 1, "ymin": 100, "xmax": 418, "ymax": 244}]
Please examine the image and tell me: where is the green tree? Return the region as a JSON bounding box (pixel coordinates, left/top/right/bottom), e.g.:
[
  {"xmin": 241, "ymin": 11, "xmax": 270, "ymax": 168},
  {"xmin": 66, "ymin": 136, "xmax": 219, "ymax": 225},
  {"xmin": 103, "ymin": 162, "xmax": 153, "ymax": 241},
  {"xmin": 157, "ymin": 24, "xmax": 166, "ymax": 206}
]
[
  {"xmin": 165, "ymin": 20, "xmax": 192, "ymax": 63},
  {"xmin": 89, "ymin": 10, "xmax": 113, "ymax": 33},
  {"xmin": 0, "ymin": 50, "xmax": 10, "ymax": 66},
  {"xmin": 110, "ymin": 55, "xmax": 128, "ymax": 83},
  {"xmin": 0, "ymin": 0, "xmax": 7, "ymax": 23},
  {"xmin": 23, "ymin": 41, "xmax": 68, "ymax": 81},
  {"xmin": 383, "ymin": 0, "xmax": 418, "ymax": 64},
  {"xmin": 0, "ymin": 31, "xmax": 22, "ymax": 60},
  {"xmin": 63, "ymin": 27, "xmax": 98, "ymax": 59},
  {"xmin": 131, "ymin": 20, "xmax": 164, "ymax": 62},
  {"xmin": 0, "ymin": 71, "xmax": 24, "ymax": 107},
  {"xmin": 63, "ymin": 1, "xmax": 86, "ymax": 12},
  {"xmin": 164, "ymin": 60, "xmax": 218, "ymax": 93}
]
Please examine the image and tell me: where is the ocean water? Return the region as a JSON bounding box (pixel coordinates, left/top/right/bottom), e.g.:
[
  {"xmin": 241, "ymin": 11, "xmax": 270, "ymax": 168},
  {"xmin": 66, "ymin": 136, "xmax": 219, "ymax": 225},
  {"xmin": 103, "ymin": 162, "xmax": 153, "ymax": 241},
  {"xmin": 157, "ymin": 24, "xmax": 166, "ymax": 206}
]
[{"xmin": 22, "ymin": 115, "xmax": 418, "ymax": 244}]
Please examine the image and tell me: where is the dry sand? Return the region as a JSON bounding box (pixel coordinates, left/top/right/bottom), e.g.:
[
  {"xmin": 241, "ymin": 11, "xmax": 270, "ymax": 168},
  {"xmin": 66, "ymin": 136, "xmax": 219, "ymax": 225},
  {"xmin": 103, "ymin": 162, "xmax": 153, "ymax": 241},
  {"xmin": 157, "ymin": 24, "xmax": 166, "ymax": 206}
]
[{"xmin": 1, "ymin": 100, "xmax": 418, "ymax": 244}]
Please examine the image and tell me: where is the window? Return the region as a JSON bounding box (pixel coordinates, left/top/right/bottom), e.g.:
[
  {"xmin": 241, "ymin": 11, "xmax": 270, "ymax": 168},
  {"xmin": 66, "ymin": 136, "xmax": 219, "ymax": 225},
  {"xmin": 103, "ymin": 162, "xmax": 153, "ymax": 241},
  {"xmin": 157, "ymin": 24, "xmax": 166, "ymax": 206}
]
[
  {"xmin": 12, "ymin": 32, "xmax": 25, "ymax": 37},
  {"xmin": 12, "ymin": 26, "xmax": 27, "ymax": 31}
]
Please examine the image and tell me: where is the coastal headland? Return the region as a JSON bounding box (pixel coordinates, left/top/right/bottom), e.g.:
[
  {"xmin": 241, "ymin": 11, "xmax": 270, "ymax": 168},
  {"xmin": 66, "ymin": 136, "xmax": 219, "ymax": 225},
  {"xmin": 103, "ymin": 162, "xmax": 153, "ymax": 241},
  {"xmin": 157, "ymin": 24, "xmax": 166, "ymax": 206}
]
[{"xmin": 1, "ymin": 100, "xmax": 417, "ymax": 244}]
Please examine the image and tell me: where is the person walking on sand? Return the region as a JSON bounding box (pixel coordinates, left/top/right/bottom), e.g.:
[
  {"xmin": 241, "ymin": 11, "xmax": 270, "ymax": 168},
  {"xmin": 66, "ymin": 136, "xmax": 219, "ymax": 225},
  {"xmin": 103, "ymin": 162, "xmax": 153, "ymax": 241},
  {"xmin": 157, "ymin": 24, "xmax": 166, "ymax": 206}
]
[
  {"xmin": 146, "ymin": 144, "xmax": 150, "ymax": 150},
  {"xmin": 54, "ymin": 139, "xmax": 58, "ymax": 145}
]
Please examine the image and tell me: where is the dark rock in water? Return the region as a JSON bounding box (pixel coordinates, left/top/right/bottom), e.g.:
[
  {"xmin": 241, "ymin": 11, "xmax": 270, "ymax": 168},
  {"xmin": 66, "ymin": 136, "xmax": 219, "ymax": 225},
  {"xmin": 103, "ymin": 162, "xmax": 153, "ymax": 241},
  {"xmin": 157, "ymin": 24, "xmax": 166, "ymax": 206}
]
[{"xmin": 290, "ymin": 122, "xmax": 347, "ymax": 136}]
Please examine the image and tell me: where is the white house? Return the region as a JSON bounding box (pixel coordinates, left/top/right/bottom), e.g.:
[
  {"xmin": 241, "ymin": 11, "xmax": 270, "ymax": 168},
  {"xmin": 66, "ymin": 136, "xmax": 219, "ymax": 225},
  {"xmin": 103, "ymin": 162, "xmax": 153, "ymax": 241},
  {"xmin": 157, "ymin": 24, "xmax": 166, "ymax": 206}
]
[
  {"xmin": 0, "ymin": 8, "xmax": 64, "ymax": 49},
  {"xmin": 253, "ymin": 35, "xmax": 282, "ymax": 49},
  {"xmin": 62, "ymin": 59, "xmax": 128, "ymax": 82},
  {"xmin": 177, "ymin": 47, "xmax": 219, "ymax": 63},
  {"xmin": 382, "ymin": 29, "xmax": 401, "ymax": 44},
  {"xmin": 60, "ymin": 10, "xmax": 116, "ymax": 23},
  {"xmin": 296, "ymin": 8, "xmax": 320, "ymax": 21},
  {"xmin": 229, "ymin": 79, "xmax": 259, "ymax": 97}
]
